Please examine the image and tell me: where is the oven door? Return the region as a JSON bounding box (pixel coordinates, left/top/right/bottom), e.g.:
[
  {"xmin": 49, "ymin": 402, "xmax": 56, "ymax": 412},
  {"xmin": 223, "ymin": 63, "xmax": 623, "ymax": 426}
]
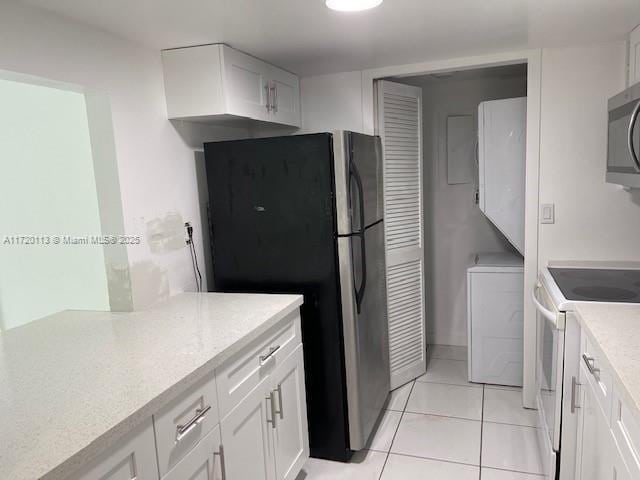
[
  {"xmin": 607, "ymin": 84, "xmax": 640, "ymax": 188},
  {"xmin": 532, "ymin": 281, "xmax": 566, "ymax": 478}
]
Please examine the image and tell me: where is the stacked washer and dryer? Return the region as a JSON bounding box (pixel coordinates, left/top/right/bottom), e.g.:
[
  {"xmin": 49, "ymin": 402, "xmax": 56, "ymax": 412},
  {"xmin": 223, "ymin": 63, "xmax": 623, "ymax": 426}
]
[{"xmin": 467, "ymin": 97, "xmax": 526, "ymax": 387}]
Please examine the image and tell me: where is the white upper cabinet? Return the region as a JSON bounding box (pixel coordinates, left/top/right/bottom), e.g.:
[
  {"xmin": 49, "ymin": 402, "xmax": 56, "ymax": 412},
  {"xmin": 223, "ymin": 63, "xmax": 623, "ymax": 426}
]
[
  {"xmin": 629, "ymin": 25, "xmax": 640, "ymax": 86},
  {"xmin": 267, "ymin": 66, "xmax": 301, "ymax": 127},
  {"xmin": 221, "ymin": 46, "xmax": 271, "ymax": 121},
  {"xmin": 162, "ymin": 44, "xmax": 300, "ymax": 127}
]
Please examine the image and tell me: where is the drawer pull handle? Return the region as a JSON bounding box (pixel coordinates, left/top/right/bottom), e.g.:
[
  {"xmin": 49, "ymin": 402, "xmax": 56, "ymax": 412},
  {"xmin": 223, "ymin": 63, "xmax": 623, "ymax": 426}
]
[
  {"xmin": 582, "ymin": 354, "xmax": 601, "ymax": 380},
  {"xmin": 259, "ymin": 345, "xmax": 281, "ymax": 365},
  {"xmin": 214, "ymin": 444, "xmax": 227, "ymax": 480},
  {"xmin": 175, "ymin": 405, "xmax": 212, "ymax": 443},
  {"xmin": 266, "ymin": 391, "xmax": 277, "ymax": 429},
  {"xmin": 274, "ymin": 384, "xmax": 284, "ymax": 420}
]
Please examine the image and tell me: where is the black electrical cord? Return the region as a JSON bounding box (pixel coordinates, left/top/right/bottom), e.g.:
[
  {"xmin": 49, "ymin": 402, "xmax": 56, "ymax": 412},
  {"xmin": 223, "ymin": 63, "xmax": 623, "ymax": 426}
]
[
  {"xmin": 187, "ymin": 239, "xmax": 199, "ymax": 291},
  {"xmin": 185, "ymin": 222, "xmax": 203, "ymax": 292},
  {"xmin": 191, "ymin": 239, "xmax": 203, "ymax": 292}
]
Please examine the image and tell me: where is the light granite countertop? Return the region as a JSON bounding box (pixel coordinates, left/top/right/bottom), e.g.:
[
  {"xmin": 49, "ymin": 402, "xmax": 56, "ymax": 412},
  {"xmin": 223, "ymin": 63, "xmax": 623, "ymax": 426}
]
[
  {"xmin": 575, "ymin": 302, "xmax": 640, "ymax": 419},
  {"xmin": 0, "ymin": 292, "xmax": 303, "ymax": 480}
]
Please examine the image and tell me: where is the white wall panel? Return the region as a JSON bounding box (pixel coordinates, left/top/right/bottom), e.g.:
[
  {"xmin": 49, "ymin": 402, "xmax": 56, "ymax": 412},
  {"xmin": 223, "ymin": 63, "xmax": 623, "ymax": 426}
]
[
  {"xmin": 0, "ymin": 2, "xmax": 251, "ymax": 309},
  {"xmin": 538, "ymin": 43, "xmax": 639, "ymax": 267}
]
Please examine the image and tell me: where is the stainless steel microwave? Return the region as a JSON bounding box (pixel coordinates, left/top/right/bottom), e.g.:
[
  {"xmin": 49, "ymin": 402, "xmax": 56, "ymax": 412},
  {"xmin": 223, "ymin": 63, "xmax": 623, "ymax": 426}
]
[{"xmin": 608, "ymin": 82, "xmax": 640, "ymax": 188}]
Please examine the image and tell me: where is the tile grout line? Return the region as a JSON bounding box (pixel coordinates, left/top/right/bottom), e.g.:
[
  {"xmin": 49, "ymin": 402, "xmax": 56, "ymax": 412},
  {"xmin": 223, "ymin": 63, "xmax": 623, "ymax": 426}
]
[
  {"xmin": 371, "ymin": 450, "xmax": 545, "ymax": 478},
  {"xmin": 376, "ymin": 450, "xmax": 480, "ymax": 468},
  {"xmin": 479, "ymin": 384, "xmax": 485, "ymax": 480},
  {"xmin": 415, "ymin": 379, "xmax": 483, "ymax": 389},
  {"xmin": 396, "ymin": 408, "xmax": 535, "ymax": 429},
  {"xmin": 401, "ymin": 410, "xmax": 481, "ymax": 423},
  {"xmin": 377, "ymin": 380, "xmax": 416, "ymax": 480}
]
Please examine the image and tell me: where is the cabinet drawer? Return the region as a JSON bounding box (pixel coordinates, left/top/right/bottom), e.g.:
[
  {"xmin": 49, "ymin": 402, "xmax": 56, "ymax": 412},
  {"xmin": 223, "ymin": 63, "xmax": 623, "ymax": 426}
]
[
  {"xmin": 74, "ymin": 419, "xmax": 158, "ymax": 480},
  {"xmin": 580, "ymin": 329, "xmax": 613, "ymax": 422},
  {"xmin": 216, "ymin": 310, "xmax": 301, "ymax": 419},
  {"xmin": 612, "ymin": 384, "xmax": 640, "ymax": 477},
  {"xmin": 163, "ymin": 425, "xmax": 224, "ymax": 480},
  {"xmin": 154, "ymin": 371, "xmax": 219, "ymax": 477}
]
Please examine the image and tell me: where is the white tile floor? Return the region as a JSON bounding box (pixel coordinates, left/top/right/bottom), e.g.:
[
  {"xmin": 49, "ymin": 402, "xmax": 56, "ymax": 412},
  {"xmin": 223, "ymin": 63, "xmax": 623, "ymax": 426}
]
[{"xmin": 297, "ymin": 345, "xmax": 544, "ymax": 480}]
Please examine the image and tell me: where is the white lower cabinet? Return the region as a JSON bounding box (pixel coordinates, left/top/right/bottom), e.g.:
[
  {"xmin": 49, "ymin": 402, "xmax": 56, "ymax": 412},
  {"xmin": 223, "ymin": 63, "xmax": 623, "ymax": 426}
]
[
  {"xmin": 575, "ymin": 362, "xmax": 614, "ymax": 480},
  {"xmin": 272, "ymin": 346, "xmax": 309, "ymax": 480},
  {"xmin": 70, "ymin": 311, "xmax": 308, "ymax": 480},
  {"xmin": 574, "ymin": 329, "xmax": 637, "ymax": 480},
  {"xmin": 75, "ymin": 419, "xmax": 158, "ymax": 480},
  {"xmin": 221, "ymin": 377, "xmax": 277, "ymax": 480},
  {"xmin": 612, "ymin": 441, "xmax": 633, "ymax": 480},
  {"xmin": 220, "ymin": 345, "xmax": 309, "ymax": 480},
  {"xmin": 163, "ymin": 425, "xmax": 224, "ymax": 480}
]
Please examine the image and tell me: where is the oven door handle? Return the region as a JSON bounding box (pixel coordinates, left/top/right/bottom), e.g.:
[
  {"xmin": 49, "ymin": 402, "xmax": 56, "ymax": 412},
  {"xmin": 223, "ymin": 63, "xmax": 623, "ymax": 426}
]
[{"xmin": 532, "ymin": 284, "xmax": 559, "ymax": 325}]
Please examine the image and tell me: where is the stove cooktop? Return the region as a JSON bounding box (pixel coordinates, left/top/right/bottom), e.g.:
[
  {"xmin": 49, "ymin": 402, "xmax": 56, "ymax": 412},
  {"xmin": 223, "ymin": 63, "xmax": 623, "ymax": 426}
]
[{"xmin": 549, "ymin": 268, "xmax": 640, "ymax": 303}]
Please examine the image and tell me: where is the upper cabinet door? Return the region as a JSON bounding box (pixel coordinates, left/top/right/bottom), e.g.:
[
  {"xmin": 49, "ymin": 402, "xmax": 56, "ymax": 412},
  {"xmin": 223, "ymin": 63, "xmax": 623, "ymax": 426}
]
[
  {"xmin": 268, "ymin": 66, "xmax": 301, "ymax": 128},
  {"xmin": 220, "ymin": 379, "xmax": 276, "ymax": 480},
  {"xmin": 271, "ymin": 346, "xmax": 309, "ymax": 480},
  {"xmin": 221, "ymin": 46, "xmax": 270, "ymax": 121},
  {"xmin": 630, "ymin": 24, "xmax": 640, "ymax": 86}
]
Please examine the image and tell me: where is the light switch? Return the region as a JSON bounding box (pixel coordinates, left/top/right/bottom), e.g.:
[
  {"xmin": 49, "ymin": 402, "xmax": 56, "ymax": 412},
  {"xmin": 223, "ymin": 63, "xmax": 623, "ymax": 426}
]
[{"xmin": 540, "ymin": 203, "xmax": 555, "ymax": 224}]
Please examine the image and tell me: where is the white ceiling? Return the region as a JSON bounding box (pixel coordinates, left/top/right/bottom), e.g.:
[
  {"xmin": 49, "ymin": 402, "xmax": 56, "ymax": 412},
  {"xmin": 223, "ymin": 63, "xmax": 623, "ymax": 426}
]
[{"xmin": 19, "ymin": 0, "xmax": 640, "ymax": 75}]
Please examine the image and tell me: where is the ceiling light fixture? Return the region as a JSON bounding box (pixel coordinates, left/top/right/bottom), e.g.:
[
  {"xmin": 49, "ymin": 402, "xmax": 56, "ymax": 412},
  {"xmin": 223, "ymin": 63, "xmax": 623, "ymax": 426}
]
[{"xmin": 325, "ymin": 0, "xmax": 383, "ymax": 12}]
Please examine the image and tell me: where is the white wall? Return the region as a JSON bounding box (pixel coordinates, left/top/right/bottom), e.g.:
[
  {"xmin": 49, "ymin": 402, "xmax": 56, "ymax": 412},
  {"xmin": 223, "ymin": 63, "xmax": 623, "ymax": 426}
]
[
  {"xmin": 0, "ymin": 2, "xmax": 251, "ymax": 310},
  {"xmin": 300, "ymin": 71, "xmax": 364, "ymax": 133},
  {"xmin": 402, "ymin": 73, "xmax": 527, "ymax": 346},
  {"xmin": 538, "ymin": 43, "xmax": 640, "ymax": 266},
  {"xmin": 299, "ymin": 42, "xmax": 640, "ymax": 343},
  {"xmin": 0, "ymin": 78, "xmax": 110, "ymax": 330}
]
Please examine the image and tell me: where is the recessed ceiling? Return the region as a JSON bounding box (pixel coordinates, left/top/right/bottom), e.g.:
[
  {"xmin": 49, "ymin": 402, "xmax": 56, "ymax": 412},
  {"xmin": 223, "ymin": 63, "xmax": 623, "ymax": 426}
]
[{"xmin": 18, "ymin": 0, "xmax": 640, "ymax": 75}]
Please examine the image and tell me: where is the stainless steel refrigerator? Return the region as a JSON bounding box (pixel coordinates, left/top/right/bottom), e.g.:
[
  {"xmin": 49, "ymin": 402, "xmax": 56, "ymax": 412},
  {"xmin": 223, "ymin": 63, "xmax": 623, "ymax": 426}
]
[{"xmin": 204, "ymin": 131, "xmax": 390, "ymax": 462}]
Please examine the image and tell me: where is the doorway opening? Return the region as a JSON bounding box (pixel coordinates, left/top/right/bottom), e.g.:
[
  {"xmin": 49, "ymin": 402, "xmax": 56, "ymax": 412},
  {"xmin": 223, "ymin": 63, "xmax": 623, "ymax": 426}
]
[{"xmin": 376, "ymin": 63, "xmax": 529, "ymax": 391}]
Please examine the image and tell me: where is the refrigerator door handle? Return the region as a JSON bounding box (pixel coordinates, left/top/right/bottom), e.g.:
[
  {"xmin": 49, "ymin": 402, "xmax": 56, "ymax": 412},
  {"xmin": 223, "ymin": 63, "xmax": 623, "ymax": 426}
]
[{"xmin": 349, "ymin": 159, "xmax": 367, "ymax": 314}]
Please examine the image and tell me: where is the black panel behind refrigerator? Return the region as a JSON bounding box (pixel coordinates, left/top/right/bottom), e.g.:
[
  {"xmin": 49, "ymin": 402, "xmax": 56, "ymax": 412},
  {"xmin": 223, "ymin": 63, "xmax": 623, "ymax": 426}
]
[{"xmin": 204, "ymin": 133, "xmax": 352, "ymax": 461}]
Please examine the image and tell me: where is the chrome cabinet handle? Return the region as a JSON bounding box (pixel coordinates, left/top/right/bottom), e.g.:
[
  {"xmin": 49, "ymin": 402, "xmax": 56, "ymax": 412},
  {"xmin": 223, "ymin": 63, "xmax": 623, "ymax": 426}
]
[
  {"xmin": 571, "ymin": 376, "xmax": 581, "ymax": 413},
  {"xmin": 274, "ymin": 384, "xmax": 284, "ymax": 420},
  {"xmin": 271, "ymin": 84, "xmax": 278, "ymax": 113},
  {"xmin": 259, "ymin": 345, "xmax": 280, "ymax": 365},
  {"xmin": 264, "ymin": 83, "xmax": 272, "ymax": 112},
  {"xmin": 582, "ymin": 354, "xmax": 600, "ymax": 380},
  {"xmin": 214, "ymin": 444, "xmax": 227, "ymax": 480},
  {"xmin": 175, "ymin": 405, "xmax": 211, "ymax": 443},
  {"xmin": 266, "ymin": 391, "xmax": 277, "ymax": 429},
  {"xmin": 628, "ymin": 99, "xmax": 640, "ymax": 171}
]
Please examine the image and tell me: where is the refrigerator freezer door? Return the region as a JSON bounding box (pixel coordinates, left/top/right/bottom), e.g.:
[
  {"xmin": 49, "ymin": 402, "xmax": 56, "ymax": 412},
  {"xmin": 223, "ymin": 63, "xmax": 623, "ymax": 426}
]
[
  {"xmin": 337, "ymin": 221, "xmax": 390, "ymax": 450},
  {"xmin": 334, "ymin": 132, "xmax": 384, "ymax": 235}
]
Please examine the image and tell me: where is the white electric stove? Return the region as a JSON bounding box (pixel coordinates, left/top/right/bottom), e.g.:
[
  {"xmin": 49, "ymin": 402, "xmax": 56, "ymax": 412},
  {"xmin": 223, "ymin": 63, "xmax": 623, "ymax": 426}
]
[{"xmin": 533, "ymin": 262, "xmax": 640, "ymax": 479}]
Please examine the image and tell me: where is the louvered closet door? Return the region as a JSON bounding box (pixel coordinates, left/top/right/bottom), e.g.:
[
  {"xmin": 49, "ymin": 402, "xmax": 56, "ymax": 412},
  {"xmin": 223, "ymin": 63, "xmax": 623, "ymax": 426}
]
[{"xmin": 376, "ymin": 80, "xmax": 426, "ymax": 389}]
